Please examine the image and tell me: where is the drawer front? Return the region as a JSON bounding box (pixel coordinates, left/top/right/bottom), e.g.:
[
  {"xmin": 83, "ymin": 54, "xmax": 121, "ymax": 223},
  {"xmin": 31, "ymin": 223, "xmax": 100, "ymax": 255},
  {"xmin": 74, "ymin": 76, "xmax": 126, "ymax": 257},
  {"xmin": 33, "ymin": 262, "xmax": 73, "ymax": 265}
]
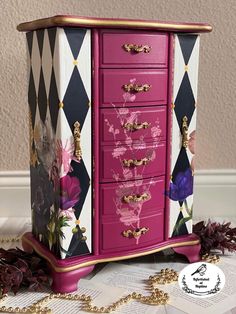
[
  {"xmin": 101, "ymin": 106, "xmax": 167, "ymax": 144},
  {"xmin": 100, "ymin": 176, "xmax": 165, "ymax": 216},
  {"xmin": 100, "ymin": 69, "xmax": 168, "ymax": 107},
  {"xmin": 101, "ymin": 212, "xmax": 164, "ymax": 252},
  {"xmin": 100, "ymin": 142, "xmax": 166, "ymax": 182},
  {"xmin": 100, "ymin": 31, "xmax": 168, "ymax": 68}
]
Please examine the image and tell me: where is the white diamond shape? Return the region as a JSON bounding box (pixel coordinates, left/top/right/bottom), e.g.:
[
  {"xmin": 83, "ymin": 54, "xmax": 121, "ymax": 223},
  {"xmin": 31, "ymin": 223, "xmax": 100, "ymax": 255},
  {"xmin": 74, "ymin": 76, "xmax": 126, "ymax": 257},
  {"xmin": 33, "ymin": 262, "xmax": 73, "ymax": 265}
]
[
  {"xmin": 188, "ymin": 36, "xmax": 200, "ymax": 101},
  {"xmin": 173, "ymin": 35, "xmax": 186, "ymax": 102},
  {"xmin": 31, "ymin": 31, "xmax": 41, "ymax": 95},
  {"xmin": 53, "ymin": 28, "xmax": 75, "ymax": 102},
  {"xmin": 77, "ymin": 30, "xmax": 91, "ymax": 100},
  {"xmin": 42, "ymin": 29, "xmax": 52, "ymax": 99}
]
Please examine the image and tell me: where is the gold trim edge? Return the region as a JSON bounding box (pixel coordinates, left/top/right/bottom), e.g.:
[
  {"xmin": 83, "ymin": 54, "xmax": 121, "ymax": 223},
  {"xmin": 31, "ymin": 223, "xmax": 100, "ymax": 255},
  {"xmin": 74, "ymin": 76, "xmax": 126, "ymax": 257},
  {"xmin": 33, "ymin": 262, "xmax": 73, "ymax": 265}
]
[
  {"xmin": 23, "ymin": 235, "xmax": 200, "ymax": 273},
  {"xmin": 17, "ymin": 16, "xmax": 212, "ymax": 33}
]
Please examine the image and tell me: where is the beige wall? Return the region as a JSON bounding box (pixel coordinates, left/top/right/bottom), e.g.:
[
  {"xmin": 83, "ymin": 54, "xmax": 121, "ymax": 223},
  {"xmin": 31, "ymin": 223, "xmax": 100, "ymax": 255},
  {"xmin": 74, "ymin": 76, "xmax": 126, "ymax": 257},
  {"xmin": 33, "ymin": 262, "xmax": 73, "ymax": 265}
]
[{"xmin": 0, "ymin": 0, "xmax": 235, "ymax": 170}]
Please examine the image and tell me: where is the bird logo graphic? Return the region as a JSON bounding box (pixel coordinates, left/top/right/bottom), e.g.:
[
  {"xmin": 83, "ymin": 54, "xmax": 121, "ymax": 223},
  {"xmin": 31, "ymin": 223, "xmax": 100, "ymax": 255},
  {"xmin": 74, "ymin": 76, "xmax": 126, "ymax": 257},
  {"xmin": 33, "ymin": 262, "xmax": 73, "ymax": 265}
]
[{"xmin": 191, "ymin": 264, "xmax": 207, "ymax": 276}]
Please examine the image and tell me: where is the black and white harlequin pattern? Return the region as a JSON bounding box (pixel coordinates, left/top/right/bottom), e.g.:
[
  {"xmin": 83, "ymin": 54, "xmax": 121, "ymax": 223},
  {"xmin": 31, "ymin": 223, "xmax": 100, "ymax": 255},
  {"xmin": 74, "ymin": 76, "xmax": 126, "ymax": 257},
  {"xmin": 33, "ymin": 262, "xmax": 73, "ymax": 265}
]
[
  {"xmin": 27, "ymin": 27, "xmax": 92, "ymax": 259},
  {"xmin": 169, "ymin": 34, "xmax": 200, "ymax": 237}
]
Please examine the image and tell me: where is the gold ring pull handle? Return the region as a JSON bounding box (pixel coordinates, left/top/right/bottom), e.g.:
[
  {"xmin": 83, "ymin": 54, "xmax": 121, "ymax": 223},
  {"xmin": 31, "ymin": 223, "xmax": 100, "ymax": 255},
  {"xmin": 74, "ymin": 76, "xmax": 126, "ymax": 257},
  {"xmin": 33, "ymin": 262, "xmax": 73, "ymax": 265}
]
[
  {"xmin": 122, "ymin": 227, "xmax": 149, "ymax": 238},
  {"xmin": 123, "ymin": 157, "xmax": 150, "ymax": 167},
  {"xmin": 123, "ymin": 192, "xmax": 150, "ymax": 203},
  {"xmin": 123, "ymin": 83, "xmax": 151, "ymax": 93},
  {"xmin": 73, "ymin": 121, "xmax": 82, "ymax": 161},
  {"xmin": 123, "ymin": 122, "xmax": 150, "ymax": 132},
  {"xmin": 123, "ymin": 44, "xmax": 151, "ymax": 53},
  {"xmin": 182, "ymin": 116, "xmax": 189, "ymax": 148}
]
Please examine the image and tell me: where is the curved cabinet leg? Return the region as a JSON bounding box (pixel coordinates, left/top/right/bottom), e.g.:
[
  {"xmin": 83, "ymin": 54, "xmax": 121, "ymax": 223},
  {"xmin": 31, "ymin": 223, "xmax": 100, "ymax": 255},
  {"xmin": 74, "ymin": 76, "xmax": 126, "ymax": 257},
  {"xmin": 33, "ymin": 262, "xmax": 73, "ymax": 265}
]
[
  {"xmin": 51, "ymin": 265, "xmax": 95, "ymax": 293},
  {"xmin": 173, "ymin": 243, "xmax": 201, "ymax": 263}
]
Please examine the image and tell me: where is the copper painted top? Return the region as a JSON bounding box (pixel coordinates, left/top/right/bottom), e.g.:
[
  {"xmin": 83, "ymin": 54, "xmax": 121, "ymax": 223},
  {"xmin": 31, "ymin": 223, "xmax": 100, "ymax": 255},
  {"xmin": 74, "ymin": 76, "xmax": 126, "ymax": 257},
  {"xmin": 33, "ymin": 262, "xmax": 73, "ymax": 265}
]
[{"xmin": 17, "ymin": 15, "xmax": 212, "ymax": 33}]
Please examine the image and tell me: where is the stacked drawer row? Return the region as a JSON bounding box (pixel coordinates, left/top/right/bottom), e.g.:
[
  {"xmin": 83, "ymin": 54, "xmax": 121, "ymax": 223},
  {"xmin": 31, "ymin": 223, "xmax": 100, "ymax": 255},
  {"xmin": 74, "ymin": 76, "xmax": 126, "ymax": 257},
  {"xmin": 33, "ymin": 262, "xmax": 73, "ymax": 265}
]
[{"xmin": 98, "ymin": 30, "xmax": 169, "ymax": 253}]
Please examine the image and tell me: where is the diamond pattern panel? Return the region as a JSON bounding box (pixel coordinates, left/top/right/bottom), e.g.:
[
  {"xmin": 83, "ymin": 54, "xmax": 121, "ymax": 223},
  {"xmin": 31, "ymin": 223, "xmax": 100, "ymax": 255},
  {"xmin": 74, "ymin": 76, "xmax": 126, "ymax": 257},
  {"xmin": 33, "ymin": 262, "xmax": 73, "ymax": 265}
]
[
  {"xmin": 27, "ymin": 28, "xmax": 92, "ymax": 259},
  {"xmin": 169, "ymin": 34, "xmax": 200, "ymax": 238}
]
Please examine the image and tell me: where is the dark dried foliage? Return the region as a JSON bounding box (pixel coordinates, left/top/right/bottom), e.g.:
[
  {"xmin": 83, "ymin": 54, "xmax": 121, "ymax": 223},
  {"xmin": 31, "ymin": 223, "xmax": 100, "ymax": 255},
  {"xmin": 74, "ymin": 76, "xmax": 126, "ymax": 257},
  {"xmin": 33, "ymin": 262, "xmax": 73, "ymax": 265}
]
[
  {"xmin": 0, "ymin": 248, "xmax": 49, "ymax": 294},
  {"xmin": 193, "ymin": 220, "xmax": 236, "ymax": 255}
]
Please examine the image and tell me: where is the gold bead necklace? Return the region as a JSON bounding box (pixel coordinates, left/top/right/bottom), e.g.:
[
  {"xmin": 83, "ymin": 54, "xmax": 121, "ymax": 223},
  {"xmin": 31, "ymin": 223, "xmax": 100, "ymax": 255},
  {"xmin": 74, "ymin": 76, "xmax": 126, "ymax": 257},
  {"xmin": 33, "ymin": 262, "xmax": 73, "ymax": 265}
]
[{"xmin": 0, "ymin": 235, "xmax": 220, "ymax": 314}]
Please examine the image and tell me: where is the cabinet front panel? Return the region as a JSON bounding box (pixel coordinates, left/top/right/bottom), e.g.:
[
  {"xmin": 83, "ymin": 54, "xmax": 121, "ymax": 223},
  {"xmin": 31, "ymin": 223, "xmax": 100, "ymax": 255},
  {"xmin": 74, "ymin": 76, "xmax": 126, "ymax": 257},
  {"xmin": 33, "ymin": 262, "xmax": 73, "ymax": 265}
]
[
  {"xmin": 100, "ymin": 176, "xmax": 165, "ymax": 216},
  {"xmin": 100, "ymin": 30, "xmax": 168, "ymax": 68},
  {"xmin": 100, "ymin": 105, "xmax": 167, "ymax": 144},
  {"xmin": 100, "ymin": 69, "xmax": 168, "ymax": 107},
  {"xmin": 100, "ymin": 142, "xmax": 166, "ymax": 183},
  {"xmin": 101, "ymin": 212, "xmax": 164, "ymax": 252}
]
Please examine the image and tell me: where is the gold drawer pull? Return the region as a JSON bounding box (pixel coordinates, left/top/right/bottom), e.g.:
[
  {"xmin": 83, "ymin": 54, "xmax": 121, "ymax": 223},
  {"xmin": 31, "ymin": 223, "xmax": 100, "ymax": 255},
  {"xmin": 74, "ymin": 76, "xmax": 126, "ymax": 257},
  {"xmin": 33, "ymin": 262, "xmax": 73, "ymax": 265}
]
[
  {"xmin": 123, "ymin": 157, "xmax": 150, "ymax": 167},
  {"xmin": 182, "ymin": 116, "xmax": 189, "ymax": 148},
  {"xmin": 123, "ymin": 192, "xmax": 150, "ymax": 203},
  {"xmin": 122, "ymin": 227, "xmax": 149, "ymax": 238},
  {"xmin": 73, "ymin": 121, "xmax": 82, "ymax": 161},
  {"xmin": 123, "ymin": 122, "xmax": 150, "ymax": 131},
  {"xmin": 123, "ymin": 83, "xmax": 151, "ymax": 93},
  {"xmin": 123, "ymin": 44, "xmax": 151, "ymax": 53}
]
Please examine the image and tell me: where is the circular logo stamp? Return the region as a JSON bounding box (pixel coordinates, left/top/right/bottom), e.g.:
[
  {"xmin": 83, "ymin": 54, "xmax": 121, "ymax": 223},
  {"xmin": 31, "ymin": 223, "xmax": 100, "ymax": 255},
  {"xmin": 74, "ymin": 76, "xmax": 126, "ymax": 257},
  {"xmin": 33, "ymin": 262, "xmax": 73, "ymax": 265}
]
[{"xmin": 178, "ymin": 262, "xmax": 225, "ymax": 298}]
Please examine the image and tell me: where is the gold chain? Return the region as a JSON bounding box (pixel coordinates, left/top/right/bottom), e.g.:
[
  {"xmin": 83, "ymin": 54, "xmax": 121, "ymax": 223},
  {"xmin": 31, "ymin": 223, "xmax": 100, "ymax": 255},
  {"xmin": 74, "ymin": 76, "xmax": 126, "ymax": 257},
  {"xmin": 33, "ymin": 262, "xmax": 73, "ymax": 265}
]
[
  {"xmin": 0, "ymin": 235, "xmax": 220, "ymax": 314},
  {"xmin": 0, "ymin": 236, "xmax": 21, "ymax": 244}
]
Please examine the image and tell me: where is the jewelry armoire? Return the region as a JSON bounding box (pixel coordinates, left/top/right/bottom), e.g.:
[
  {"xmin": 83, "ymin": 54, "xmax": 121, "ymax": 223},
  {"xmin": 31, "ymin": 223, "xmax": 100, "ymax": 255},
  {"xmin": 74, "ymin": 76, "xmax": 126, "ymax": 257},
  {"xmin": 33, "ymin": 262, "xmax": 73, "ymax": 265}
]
[{"xmin": 17, "ymin": 15, "xmax": 212, "ymax": 292}]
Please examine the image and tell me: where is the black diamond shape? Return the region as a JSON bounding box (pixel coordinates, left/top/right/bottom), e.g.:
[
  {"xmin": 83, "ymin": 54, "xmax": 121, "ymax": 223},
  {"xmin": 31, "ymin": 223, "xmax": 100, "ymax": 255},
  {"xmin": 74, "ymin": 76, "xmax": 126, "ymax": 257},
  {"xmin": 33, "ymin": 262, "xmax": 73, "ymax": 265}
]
[
  {"xmin": 49, "ymin": 68, "xmax": 59, "ymax": 132},
  {"xmin": 178, "ymin": 35, "xmax": 198, "ymax": 65},
  {"xmin": 66, "ymin": 225, "xmax": 90, "ymax": 258},
  {"xmin": 71, "ymin": 160, "xmax": 90, "ymax": 218},
  {"xmin": 26, "ymin": 31, "xmax": 33, "ymax": 57},
  {"xmin": 63, "ymin": 67, "xmax": 89, "ymax": 130},
  {"xmin": 172, "ymin": 147, "xmax": 190, "ymax": 183},
  {"xmin": 38, "ymin": 68, "xmax": 47, "ymax": 122},
  {"xmin": 36, "ymin": 29, "xmax": 45, "ymax": 58},
  {"xmin": 28, "ymin": 69, "xmax": 37, "ymax": 127},
  {"xmin": 48, "ymin": 28, "xmax": 57, "ymax": 57},
  {"xmin": 172, "ymin": 211, "xmax": 189, "ymax": 237},
  {"xmin": 174, "ymin": 72, "xmax": 195, "ymax": 129},
  {"xmin": 64, "ymin": 28, "xmax": 87, "ymax": 59}
]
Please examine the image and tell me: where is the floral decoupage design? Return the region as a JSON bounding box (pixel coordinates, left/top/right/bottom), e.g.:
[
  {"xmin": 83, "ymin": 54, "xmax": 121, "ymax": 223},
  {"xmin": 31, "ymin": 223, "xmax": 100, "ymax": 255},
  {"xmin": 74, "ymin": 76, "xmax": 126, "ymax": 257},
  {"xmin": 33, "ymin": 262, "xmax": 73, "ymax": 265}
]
[
  {"xmin": 166, "ymin": 130, "xmax": 196, "ymax": 236},
  {"xmin": 30, "ymin": 106, "xmax": 83, "ymax": 258},
  {"xmin": 105, "ymin": 79, "xmax": 163, "ymax": 244}
]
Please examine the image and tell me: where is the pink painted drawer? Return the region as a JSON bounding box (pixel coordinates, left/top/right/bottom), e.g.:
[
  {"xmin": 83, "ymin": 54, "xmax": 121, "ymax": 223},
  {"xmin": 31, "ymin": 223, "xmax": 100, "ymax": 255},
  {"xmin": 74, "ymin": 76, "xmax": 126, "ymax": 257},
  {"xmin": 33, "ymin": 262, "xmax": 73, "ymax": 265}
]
[
  {"xmin": 100, "ymin": 69, "xmax": 168, "ymax": 107},
  {"xmin": 100, "ymin": 30, "xmax": 168, "ymax": 68},
  {"xmin": 100, "ymin": 176, "xmax": 165, "ymax": 216},
  {"xmin": 101, "ymin": 212, "xmax": 164, "ymax": 252},
  {"xmin": 100, "ymin": 141, "xmax": 166, "ymax": 183},
  {"xmin": 101, "ymin": 106, "xmax": 167, "ymax": 144}
]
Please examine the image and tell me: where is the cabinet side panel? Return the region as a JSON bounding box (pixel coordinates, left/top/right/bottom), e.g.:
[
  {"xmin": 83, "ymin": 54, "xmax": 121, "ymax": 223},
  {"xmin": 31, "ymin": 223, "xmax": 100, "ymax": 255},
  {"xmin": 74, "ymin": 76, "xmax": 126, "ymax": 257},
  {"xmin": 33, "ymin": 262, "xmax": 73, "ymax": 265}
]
[
  {"xmin": 55, "ymin": 28, "xmax": 92, "ymax": 259},
  {"xmin": 27, "ymin": 28, "xmax": 92, "ymax": 259},
  {"xmin": 27, "ymin": 28, "xmax": 61, "ymax": 256},
  {"xmin": 168, "ymin": 34, "xmax": 200, "ymax": 238}
]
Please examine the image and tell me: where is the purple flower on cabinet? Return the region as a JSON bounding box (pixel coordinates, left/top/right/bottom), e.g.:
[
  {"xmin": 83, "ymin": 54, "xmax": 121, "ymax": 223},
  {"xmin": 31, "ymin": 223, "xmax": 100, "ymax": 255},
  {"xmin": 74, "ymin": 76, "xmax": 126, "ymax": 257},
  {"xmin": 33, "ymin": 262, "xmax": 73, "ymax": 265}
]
[
  {"xmin": 166, "ymin": 168, "xmax": 193, "ymax": 202},
  {"xmin": 60, "ymin": 175, "xmax": 81, "ymax": 210}
]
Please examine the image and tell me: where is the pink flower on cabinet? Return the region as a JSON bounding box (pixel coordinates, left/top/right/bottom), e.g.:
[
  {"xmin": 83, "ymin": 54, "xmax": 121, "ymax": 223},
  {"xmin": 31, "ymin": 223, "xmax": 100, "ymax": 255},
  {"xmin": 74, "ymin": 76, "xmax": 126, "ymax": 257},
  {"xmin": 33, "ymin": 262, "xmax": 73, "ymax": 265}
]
[
  {"xmin": 129, "ymin": 78, "xmax": 136, "ymax": 84},
  {"xmin": 151, "ymin": 126, "xmax": 162, "ymax": 138},
  {"xmin": 60, "ymin": 175, "xmax": 81, "ymax": 210},
  {"xmin": 56, "ymin": 139, "xmax": 74, "ymax": 177},
  {"xmin": 126, "ymin": 111, "xmax": 140, "ymax": 124},
  {"xmin": 117, "ymin": 208, "xmax": 139, "ymax": 226},
  {"xmin": 118, "ymin": 108, "xmax": 129, "ymax": 115},
  {"xmin": 112, "ymin": 146, "xmax": 127, "ymax": 158},
  {"xmin": 122, "ymin": 168, "xmax": 133, "ymax": 180},
  {"xmin": 58, "ymin": 207, "xmax": 75, "ymax": 220},
  {"xmin": 125, "ymin": 136, "xmax": 132, "ymax": 146},
  {"xmin": 123, "ymin": 92, "xmax": 136, "ymax": 102},
  {"xmin": 188, "ymin": 130, "xmax": 196, "ymax": 154}
]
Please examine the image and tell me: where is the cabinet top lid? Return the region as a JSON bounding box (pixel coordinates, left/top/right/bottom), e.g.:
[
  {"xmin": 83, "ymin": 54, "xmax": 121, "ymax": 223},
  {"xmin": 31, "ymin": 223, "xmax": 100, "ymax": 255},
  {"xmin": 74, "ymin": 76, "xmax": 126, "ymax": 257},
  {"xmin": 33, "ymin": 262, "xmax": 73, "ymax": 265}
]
[{"xmin": 17, "ymin": 15, "xmax": 212, "ymax": 33}]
